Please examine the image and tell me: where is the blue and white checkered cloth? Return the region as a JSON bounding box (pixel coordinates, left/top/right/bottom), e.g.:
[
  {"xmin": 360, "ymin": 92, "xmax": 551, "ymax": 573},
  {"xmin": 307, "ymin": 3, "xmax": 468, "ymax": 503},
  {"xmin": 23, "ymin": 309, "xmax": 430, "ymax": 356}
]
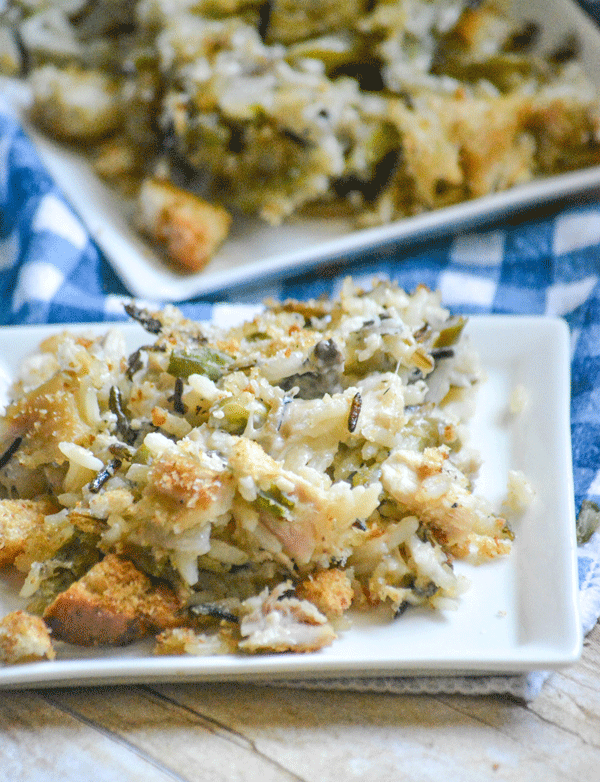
[{"xmin": 1, "ymin": 93, "xmax": 600, "ymax": 700}]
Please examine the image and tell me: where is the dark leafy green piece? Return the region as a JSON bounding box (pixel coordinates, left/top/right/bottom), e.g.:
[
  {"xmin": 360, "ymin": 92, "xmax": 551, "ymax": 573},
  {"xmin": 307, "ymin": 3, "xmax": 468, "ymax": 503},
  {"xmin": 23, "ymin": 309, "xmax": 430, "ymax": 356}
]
[{"xmin": 26, "ymin": 530, "xmax": 102, "ymax": 614}]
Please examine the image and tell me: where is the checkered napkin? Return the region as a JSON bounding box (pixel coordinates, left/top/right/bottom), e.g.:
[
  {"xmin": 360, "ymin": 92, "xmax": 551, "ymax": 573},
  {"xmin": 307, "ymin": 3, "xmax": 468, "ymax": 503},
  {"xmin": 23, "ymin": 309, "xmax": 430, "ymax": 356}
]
[
  {"xmin": 1, "ymin": 94, "xmax": 600, "ymax": 700},
  {"xmin": 580, "ymin": 0, "xmax": 600, "ymax": 25}
]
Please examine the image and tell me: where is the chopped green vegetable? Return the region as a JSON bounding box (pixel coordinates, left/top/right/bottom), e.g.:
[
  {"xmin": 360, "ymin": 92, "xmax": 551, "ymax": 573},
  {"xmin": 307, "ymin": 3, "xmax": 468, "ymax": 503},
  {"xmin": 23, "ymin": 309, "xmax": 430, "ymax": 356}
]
[
  {"xmin": 434, "ymin": 54, "xmax": 545, "ymax": 91},
  {"xmin": 132, "ymin": 443, "xmax": 151, "ymax": 465},
  {"xmin": 253, "ymin": 487, "xmax": 295, "ymax": 518},
  {"xmin": 434, "ymin": 316, "xmax": 467, "ymax": 348},
  {"xmin": 502, "ymin": 523, "xmax": 515, "ymax": 542},
  {"xmin": 167, "ymin": 347, "xmax": 233, "ymax": 381},
  {"xmin": 26, "ymin": 530, "xmax": 102, "ymax": 614},
  {"xmin": 351, "ymin": 461, "xmax": 383, "ymax": 487},
  {"xmin": 211, "ymin": 394, "xmax": 269, "ymax": 435},
  {"xmin": 246, "ymin": 332, "xmax": 271, "ymax": 342},
  {"xmin": 121, "ymin": 544, "xmax": 180, "ymax": 586}
]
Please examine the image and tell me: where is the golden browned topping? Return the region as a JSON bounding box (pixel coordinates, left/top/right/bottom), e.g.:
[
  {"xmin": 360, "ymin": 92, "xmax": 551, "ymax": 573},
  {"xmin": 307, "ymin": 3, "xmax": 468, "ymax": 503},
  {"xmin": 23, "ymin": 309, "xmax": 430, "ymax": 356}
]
[
  {"xmin": 0, "ymin": 610, "xmax": 55, "ymax": 664},
  {"xmin": 136, "ymin": 178, "xmax": 232, "ymax": 272},
  {"xmin": 296, "ymin": 568, "xmax": 354, "ymax": 618},
  {"xmin": 43, "ymin": 555, "xmax": 185, "ymax": 647},
  {"xmin": 0, "ymin": 498, "xmax": 58, "ymax": 567}
]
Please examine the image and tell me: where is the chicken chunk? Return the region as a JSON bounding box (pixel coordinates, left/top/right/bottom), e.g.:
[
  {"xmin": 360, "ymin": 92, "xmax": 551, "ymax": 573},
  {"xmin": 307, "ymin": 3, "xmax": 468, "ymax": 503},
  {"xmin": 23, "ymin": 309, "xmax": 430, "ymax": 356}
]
[{"xmin": 239, "ymin": 581, "xmax": 336, "ymax": 653}]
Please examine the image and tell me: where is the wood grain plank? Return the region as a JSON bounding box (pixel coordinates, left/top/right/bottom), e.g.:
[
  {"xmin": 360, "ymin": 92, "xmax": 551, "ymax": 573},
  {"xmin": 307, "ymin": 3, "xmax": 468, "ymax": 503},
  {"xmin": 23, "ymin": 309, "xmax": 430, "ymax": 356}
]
[
  {"xmin": 43, "ymin": 685, "xmax": 305, "ymax": 782},
  {"xmin": 526, "ymin": 623, "xmax": 600, "ymax": 749},
  {"xmin": 0, "ymin": 691, "xmax": 182, "ymax": 782},
  {"xmin": 151, "ymin": 652, "xmax": 600, "ymax": 782},
  {"xmin": 1, "ymin": 624, "xmax": 597, "ymax": 782}
]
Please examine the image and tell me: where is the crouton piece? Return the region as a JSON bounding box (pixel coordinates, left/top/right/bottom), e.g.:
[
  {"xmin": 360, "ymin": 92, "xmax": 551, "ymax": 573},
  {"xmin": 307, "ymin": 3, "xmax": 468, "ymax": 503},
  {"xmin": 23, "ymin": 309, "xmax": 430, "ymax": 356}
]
[
  {"xmin": 142, "ymin": 448, "xmax": 235, "ymax": 534},
  {"xmin": 93, "ymin": 136, "xmax": 146, "ymax": 197},
  {"xmin": 0, "ymin": 610, "xmax": 55, "ymax": 664},
  {"xmin": 446, "ymin": 93, "xmax": 535, "ymax": 198},
  {"xmin": 388, "ymin": 98, "xmax": 463, "ymax": 209},
  {"xmin": 0, "ymin": 498, "xmax": 57, "ymax": 567},
  {"xmin": 29, "ymin": 64, "xmax": 123, "ymax": 141},
  {"xmin": 43, "ymin": 554, "xmax": 185, "ymax": 646},
  {"xmin": 136, "ymin": 177, "xmax": 232, "ymax": 271},
  {"xmin": 296, "ymin": 568, "xmax": 353, "ymax": 617}
]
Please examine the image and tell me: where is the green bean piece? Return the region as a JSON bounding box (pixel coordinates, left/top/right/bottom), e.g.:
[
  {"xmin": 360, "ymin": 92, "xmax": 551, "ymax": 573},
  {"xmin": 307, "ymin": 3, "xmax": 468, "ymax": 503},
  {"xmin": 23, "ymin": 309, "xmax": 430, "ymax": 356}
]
[
  {"xmin": 212, "ymin": 394, "xmax": 269, "ymax": 435},
  {"xmin": 433, "ymin": 316, "xmax": 466, "ymax": 348},
  {"xmin": 246, "ymin": 331, "xmax": 271, "ymax": 342},
  {"xmin": 132, "ymin": 443, "xmax": 151, "ymax": 464},
  {"xmin": 253, "ymin": 487, "xmax": 295, "ymax": 519},
  {"xmin": 167, "ymin": 347, "xmax": 233, "ymax": 381},
  {"xmin": 351, "ymin": 461, "xmax": 382, "ymax": 487},
  {"xmin": 26, "ymin": 530, "xmax": 102, "ymax": 614}
]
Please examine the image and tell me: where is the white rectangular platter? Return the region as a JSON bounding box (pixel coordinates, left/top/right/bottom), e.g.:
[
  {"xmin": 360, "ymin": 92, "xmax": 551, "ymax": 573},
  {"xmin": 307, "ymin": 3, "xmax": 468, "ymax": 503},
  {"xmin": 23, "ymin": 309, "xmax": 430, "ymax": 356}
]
[
  {"xmin": 4, "ymin": 0, "xmax": 600, "ymax": 302},
  {"xmin": 0, "ymin": 314, "xmax": 581, "ymax": 688}
]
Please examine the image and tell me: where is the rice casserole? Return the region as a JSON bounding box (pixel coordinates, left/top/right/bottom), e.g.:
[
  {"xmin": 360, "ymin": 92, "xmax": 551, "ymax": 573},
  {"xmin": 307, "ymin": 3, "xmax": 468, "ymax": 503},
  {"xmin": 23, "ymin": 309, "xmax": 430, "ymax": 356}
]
[
  {"xmin": 2, "ymin": 0, "xmax": 600, "ymax": 268},
  {"xmin": 0, "ymin": 279, "xmax": 529, "ymax": 661}
]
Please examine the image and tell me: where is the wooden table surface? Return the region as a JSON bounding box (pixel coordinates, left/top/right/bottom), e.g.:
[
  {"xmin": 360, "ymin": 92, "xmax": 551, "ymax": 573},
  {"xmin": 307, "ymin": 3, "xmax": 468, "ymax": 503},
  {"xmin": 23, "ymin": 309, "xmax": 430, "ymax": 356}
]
[{"xmin": 1, "ymin": 621, "xmax": 598, "ymax": 782}]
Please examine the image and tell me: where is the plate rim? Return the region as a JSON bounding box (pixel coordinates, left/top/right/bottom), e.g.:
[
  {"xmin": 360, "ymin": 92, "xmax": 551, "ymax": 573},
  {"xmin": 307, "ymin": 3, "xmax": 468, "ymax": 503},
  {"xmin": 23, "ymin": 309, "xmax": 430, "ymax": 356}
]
[{"xmin": 0, "ymin": 314, "xmax": 582, "ymax": 689}]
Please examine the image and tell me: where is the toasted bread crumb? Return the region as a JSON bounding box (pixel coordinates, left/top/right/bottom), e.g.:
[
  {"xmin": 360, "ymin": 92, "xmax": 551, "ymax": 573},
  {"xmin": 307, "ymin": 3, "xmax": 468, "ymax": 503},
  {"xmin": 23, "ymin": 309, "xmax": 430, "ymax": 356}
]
[
  {"xmin": 0, "ymin": 610, "xmax": 55, "ymax": 664},
  {"xmin": 296, "ymin": 568, "xmax": 354, "ymax": 617},
  {"xmin": 136, "ymin": 177, "xmax": 231, "ymax": 271},
  {"xmin": 154, "ymin": 626, "xmax": 238, "ymax": 656},
  {"xmin": 0, "ymin": 498, "xmax": 57, "ymax": 567},
  {"xmin": 43, "ymin": 554, "xmax": 185, "ymax": 646}
]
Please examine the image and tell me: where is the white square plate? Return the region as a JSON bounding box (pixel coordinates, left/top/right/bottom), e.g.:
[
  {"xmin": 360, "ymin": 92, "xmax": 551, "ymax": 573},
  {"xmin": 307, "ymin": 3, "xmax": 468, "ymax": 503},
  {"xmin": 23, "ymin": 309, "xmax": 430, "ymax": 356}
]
[
  {"xmin": 4, "ymin": 0, "xmax": 600, "ymax": 302},
  {"xmin": 0, "ymin": 314, "xmax": 581, "ymax": 688}
]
